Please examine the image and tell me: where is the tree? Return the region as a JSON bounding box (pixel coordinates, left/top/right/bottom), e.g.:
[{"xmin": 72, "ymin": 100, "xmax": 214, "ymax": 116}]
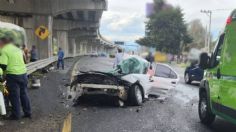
[
  {"xmin": 137, "ymin": 0, "xmax": 191, "ymax": 54},
  {"xmin": 187, "ymin": 19, "xmax": 207, "ymax": 49},
  {"xmin": 135, "ymin": 37, "xmax": 153, "ymax": 47}
]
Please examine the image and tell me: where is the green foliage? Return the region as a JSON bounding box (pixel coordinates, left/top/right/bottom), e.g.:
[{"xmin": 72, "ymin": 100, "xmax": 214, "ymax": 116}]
[
  {"xmin": 187, "ymin": 19, "xmax": 207, "ymax": 49},
  {"xmin": 136, "ymin": 0, "xmax": 192, "ymax": 54},
  {"xmin": 135, "ymin": 37, "xmax": 153, "ymax": 47}
]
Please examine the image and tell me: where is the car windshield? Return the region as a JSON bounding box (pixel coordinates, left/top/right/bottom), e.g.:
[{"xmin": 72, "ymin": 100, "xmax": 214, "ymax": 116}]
[
  {"xmin": 116, "ymin": 56, "xmax": 149, "ymax": 74},
  {"xmin": 0, "ymin": 0, "xmax": 235, "ymax": 132}
]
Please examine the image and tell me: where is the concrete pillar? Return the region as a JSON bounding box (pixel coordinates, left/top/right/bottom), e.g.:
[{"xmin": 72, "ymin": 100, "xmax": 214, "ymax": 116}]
[
  {"xmin": 90, "ymin": 44, "xmax": 93, "ymax": 53},
  {"xmin": 72, "ymin": 38, "xmax": 76, "ymax": 57},
  {"xmin": 76, "ymin": 43, "xmax": 80, "ymax": 54},
  {"xmin": 84, "ymin": 44, "xmax": 88, "ymax": 54},
  {"xmin": 98, "ymin": 45, "xmax": 102, "ymax": 53},
  {"xmin": 80, "ymin": 43, "xmax": 83, "ymax": 55},
  {"xmin": 55, "ymin": 31, "xmax": 68, "ymax": 57},
  {"xmin": 95, "ymin": 46, "xmax": 99, "ymax": 53},
  {"xmin": 33, "ymin": 15, "xmax": 53, "ymax": 59}
]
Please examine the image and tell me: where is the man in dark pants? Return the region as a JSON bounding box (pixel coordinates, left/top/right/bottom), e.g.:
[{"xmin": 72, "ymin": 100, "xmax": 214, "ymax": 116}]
[
  {"xmin": 0, "ymin": 32, "xmax": 31, "ymax": 120},
  {"xmin": 57, "ymin": 47, "xmax": 65, "ymax": 70}
]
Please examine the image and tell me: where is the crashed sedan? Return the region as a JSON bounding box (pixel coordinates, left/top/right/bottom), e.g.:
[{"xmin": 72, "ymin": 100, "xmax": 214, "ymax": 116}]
[{"xmin": 69, "ymin": 56, "xmax": 151, "ymax": 106}]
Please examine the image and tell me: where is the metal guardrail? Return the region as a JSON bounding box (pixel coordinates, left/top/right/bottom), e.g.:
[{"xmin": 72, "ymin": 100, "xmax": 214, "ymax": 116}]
[
  {"xmin": 26, "ymin": 54, "xmax": 82, "ymax": 75},
  {"xmin": 26, "ymin": 57, "xmax": 57, "ymax": 75}
]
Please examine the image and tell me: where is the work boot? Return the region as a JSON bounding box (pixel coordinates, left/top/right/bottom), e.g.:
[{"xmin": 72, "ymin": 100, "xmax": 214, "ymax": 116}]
[
  {"xmin": 6, "ymin": 115, "xmax": 20, "ymax": 120},
  {"xmin": 22, "ymin": 114, "xmax": 32, "ymax": 119}
]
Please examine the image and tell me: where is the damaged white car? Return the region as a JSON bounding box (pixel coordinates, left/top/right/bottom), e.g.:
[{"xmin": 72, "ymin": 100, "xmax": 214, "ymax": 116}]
[
  {"xmin": 71, "ymin": 57, "xmax": 150, "ymax": 105},
  {"xmin": 69, "ymin": 56, "xmax": 151, "ymax": 106}
]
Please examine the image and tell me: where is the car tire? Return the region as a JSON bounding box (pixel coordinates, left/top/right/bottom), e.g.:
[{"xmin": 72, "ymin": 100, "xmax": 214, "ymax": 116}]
[
  {"xmin": 198, "ymin": 91, "xmax": 215, "ymax": 126},
  {"xmin": 185, "ymin": 73, "xmax": 192, "ymax": 84},
  {"xmin": 129, "ymin": 84, "xmax": 143, "ymax": 106}
]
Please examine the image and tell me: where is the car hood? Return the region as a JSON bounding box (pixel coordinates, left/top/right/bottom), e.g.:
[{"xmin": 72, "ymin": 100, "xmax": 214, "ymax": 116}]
[{"xmin": 75, "ymin": 71, "xmax": 132, "ymax": 87}]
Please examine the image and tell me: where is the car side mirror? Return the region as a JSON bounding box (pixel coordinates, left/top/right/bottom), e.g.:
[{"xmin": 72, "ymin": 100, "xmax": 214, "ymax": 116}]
[{"xmin": 199, "ymin": 52, "xmax": 210, "ymax": 70}]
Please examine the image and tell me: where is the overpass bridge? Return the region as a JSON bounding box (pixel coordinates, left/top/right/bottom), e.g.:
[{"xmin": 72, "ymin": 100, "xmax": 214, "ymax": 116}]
[{"xmin": 0, "ymin": 0, "xmax": 116, "ymax": 60}]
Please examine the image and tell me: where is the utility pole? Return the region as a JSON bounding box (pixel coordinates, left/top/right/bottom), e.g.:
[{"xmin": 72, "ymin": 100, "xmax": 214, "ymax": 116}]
[{"xmin": 201, "ymin": 10, "xmax": 212, "ymax": 53}]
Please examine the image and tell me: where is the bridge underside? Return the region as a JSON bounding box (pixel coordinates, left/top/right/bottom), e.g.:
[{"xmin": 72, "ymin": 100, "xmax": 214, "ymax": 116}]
[{"xmin": 0, "ymin": 0, "xmax": 116, "ymax": 59}]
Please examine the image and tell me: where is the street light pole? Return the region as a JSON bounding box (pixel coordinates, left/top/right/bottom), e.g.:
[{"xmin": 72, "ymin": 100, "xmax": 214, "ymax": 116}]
[{"xmin": 201, "ymin": 10, "xmax": 212, "ymax": 53}]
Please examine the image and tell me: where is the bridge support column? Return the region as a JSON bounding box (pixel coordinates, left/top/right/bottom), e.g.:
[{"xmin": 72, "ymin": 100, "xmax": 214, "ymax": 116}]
[
  {"xmin": 55, "ymin": 31, "xmax": 69, "ymax": 57},
  {"xmin": 80, "ymin": 43, "xmax": 83, "ymax": 55},
  {"xmin": 71, "ymin": 38, "xmax": 76, "ymax": 57},
  {"xmin": 83, "ymin": 44, "xmax": 85, "ymax": 54},
  {"xmin": 90, "ymin": 44, "xmax": 93, "ymax": 53},
  {"xmin": 95, "ymin": 46, "xmax": 98, "ymax": 53}
]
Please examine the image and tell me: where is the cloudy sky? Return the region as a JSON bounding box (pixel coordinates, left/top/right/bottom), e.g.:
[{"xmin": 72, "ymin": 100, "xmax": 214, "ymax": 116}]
[{"xmin": 100, "ymin": 0, "xmax": 236, "ymax": 42}]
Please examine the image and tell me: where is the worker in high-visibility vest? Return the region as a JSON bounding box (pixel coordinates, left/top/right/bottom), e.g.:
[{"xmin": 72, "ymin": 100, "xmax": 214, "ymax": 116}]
[{"xmin": 0, "ymin": 29, "xmax": 31, "ymax": 120}]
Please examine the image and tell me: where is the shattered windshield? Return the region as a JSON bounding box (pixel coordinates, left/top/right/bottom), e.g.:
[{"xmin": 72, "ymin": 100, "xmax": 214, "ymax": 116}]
[{"xmin": 116, "ymin": 56, "xmax": 149, "ymax": 74}]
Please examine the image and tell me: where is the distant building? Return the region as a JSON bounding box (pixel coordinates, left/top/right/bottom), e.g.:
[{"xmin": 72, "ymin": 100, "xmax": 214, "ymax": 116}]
[
  {"xmin": 114, "ymin": 41, "xmax": 141, "ymax": 54},
  {"xmin": 114, "ymin": 41, "xmax": 125, "ymax": 46}
]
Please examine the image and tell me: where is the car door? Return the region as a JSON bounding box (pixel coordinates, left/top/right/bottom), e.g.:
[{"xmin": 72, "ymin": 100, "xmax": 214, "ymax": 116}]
[{"xmin": 151, "ymin": 64, "xmax": 179, "ymax": 95}]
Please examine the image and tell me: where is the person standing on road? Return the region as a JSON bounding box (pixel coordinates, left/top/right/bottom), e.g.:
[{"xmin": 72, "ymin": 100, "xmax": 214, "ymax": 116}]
[
  {"xmin": 57, "ymin": 47, "xmax": 65, "ymax": 70},
  {"xmin": 113, "ymin": 48, "xmax": 123, "ymax": 68},
  {"xmin": 22, "ymin": 44, "xmax": 29, "ymax": 63},
  {"xmin": 30, "ymin": 45, "xmax": 38, "ymax": 62},
  {"xmin": 146, "ymin": 52, "xmax": 154, "ymax": 64},
  {"xmin": 0, "ymin": 32, "xmax": 31, "ymax": 120}
]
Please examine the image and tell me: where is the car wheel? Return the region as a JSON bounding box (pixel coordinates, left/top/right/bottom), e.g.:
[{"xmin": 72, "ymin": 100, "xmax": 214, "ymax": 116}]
[
  {"xmin": 198, "ymin": 91, "xmax": 215, "ymax": 125},
  {"xmin": 185, "ymin": 73, "xmax": 192, "ymax": 84},
  {"xmin": 129, "ymin": 84, "xmax": 143, "ymax": 106}
]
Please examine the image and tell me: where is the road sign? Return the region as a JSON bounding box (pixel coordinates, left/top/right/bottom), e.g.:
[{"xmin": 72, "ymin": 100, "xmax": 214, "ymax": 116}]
[{"xmin": 35, "ymin": 25, "xmax": 49, "ymax": 40}]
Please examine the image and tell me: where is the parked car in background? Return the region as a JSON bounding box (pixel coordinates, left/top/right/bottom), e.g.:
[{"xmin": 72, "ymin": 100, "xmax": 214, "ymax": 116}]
[
  {"xmin": 90, "ymin": 51, "xmax": 98, "ymax": 57},
  {"xmin": 184, "ymin": 61, "xmax": 204, "ymax": 84},
  {"xmin": 99, "ymin": 52, "xmax": 107, "ymax": 57}
]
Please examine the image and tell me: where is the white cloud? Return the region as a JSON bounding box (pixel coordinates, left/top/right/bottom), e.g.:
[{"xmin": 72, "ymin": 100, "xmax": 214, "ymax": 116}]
[
  {"xmin": 104, "ymin": 34, "xmax": 143, "ymax": 42},
  {"xmin": 102, "ymin": 12, "xmax": 144, "ymax": 32},
  {"xmin": 101, "ymin": 0, "xmax": 236, "ymax": 41}
]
